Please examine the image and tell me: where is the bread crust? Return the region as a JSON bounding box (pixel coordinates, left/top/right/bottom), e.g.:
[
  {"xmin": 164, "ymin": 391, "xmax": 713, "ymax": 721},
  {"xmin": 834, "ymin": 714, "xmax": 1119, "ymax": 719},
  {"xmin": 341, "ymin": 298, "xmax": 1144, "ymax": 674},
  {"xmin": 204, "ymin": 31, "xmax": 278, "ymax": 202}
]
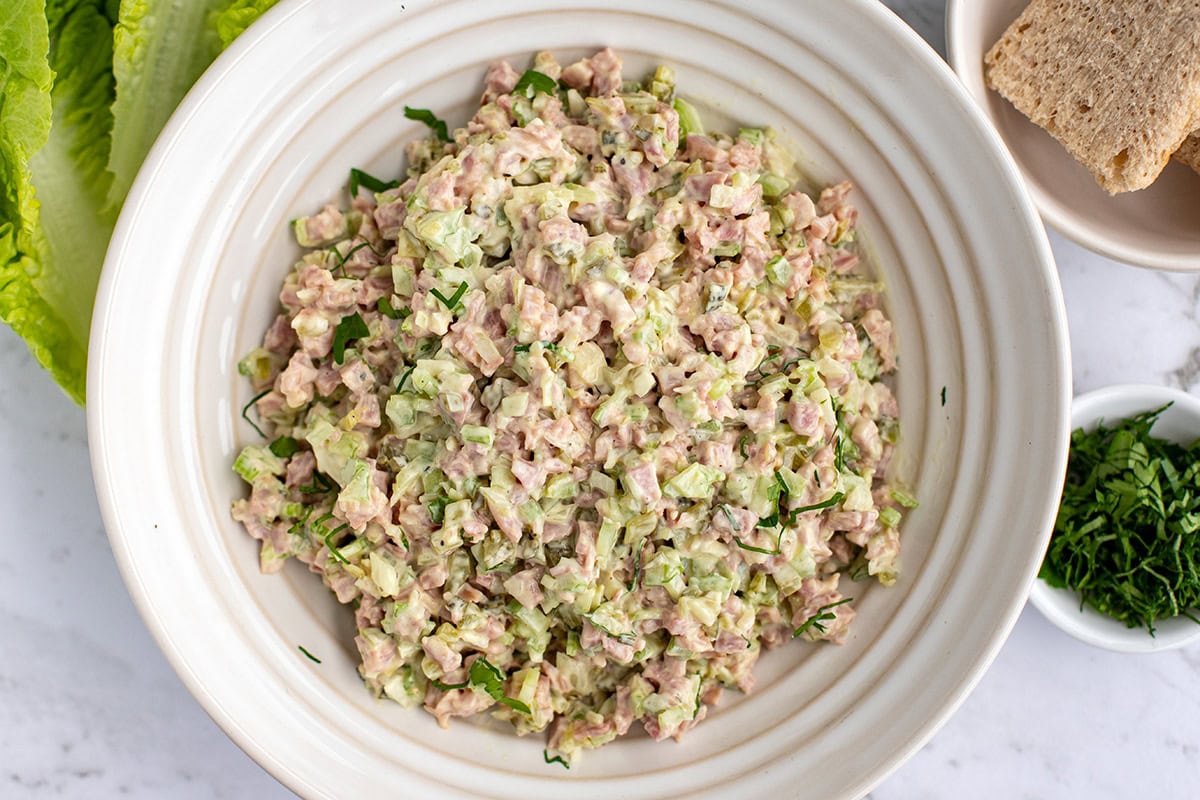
[
  {"xmin": 985, "ymin": 0, "xmax": 1200, "ymax": 194},
  {"xmin": 1175, "ymin": 131, "xmax": 1200, "ymax": 174}
]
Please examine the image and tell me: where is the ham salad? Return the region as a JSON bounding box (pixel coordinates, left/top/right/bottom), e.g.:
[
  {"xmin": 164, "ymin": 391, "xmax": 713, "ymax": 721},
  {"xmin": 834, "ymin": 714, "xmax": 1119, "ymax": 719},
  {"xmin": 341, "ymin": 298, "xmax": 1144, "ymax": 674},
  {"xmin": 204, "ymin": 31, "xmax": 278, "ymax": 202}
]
[{"xmin": 231, "ymin": 48, "xmax": 911, "ymax": 764}]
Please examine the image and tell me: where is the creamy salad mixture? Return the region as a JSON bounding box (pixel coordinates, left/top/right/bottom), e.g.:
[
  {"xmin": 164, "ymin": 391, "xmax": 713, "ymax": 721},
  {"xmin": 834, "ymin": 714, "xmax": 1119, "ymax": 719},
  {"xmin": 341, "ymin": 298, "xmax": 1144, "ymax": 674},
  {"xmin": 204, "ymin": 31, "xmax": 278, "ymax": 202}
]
[{"xmin": 232, "ymin": 48, "xmax": 910, "ymax": 763}]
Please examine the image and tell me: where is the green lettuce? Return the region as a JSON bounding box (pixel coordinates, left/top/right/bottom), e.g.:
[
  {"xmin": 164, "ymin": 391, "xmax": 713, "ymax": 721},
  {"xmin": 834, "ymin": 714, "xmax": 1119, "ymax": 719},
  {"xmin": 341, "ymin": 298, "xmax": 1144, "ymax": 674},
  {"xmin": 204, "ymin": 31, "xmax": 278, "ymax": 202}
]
[
  {"xmin": 0, "ymin": 0, "xmax": 112, "ymax": 403},
  {"xmin": 214, "ymin": 0, "xmax": 280, "ymax": 49},
  {"xmin": 108, "ymin": 0, "xmax": 281, "ymax": 210},
  {"xmin": 106, "ymin": 0, "xmax": 226, "ymax": 213},
  {"xmin": 0, "ymin": 0, "xmax": 279, "ymax": 404},
  {"xmin": 0, "ymin": 4, "xmax": 55, "ymax": 383}
]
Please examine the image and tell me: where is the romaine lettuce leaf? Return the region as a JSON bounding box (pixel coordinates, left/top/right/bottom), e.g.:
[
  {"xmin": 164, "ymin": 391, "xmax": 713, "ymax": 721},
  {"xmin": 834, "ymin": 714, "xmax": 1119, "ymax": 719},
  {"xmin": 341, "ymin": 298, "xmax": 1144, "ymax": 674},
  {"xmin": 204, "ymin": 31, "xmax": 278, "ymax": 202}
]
[
  {"xmin": 214, "ymin": 0, "xmax": 280, "ymax": 49},
  {"xmin": 0, "ymin": 4, "xmax": 55, "ymax": 382},
  {"xmin": 1, "ymin": 0, "xmax": 277, "ymax": 404},
  {"xmin": 106, "ymin": 0, "xmax": 227, "ymax": 214},
  {"xmin": 0, "ymin": 0, "xmax": 114, "ymax": 404},
  {"xmin": 30, "ymin": 1, "xmax": 119, "ymax": 392}
]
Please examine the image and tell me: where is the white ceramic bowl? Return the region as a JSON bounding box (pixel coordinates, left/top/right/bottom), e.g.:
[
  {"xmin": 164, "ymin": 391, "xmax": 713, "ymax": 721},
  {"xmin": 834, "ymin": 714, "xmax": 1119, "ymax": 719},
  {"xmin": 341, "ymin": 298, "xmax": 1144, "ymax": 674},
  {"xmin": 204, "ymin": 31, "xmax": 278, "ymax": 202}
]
[
  {"xmin": 87, "ymin": 1, "xmax": 1071, "ymax": 797},
  {"xmin": 946, "ymin": 0, "xmax": 1200, "ymax": 271},
  {"xmin": 1030, "ymin": 385, "xmax": 1200, "ymax": 653}
]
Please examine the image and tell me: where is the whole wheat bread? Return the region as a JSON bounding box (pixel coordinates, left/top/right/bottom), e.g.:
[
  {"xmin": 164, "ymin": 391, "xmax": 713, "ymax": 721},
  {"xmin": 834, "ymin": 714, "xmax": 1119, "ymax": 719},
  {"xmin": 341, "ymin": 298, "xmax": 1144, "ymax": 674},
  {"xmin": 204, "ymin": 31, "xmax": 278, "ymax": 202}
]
[
  {"xmin": 1175, "ymin": 130, "xmax": 1200, "ymax": 174},
  {"xmin": 985, "ymin": 0, "xmax": 1200, "ymax": 194}
]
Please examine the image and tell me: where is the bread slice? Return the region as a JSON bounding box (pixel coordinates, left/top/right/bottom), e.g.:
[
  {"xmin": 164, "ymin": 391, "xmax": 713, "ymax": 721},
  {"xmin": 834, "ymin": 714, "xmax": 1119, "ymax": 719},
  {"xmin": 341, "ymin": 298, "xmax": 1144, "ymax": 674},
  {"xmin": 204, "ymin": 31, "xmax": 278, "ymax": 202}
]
[
  {"xmin": 984, "ymin": 0, "xmax": 1200, "ymax": 194},
  {"xmin": 1175, "ymin": 130, "xmax": 1200, "ymax": 175}
]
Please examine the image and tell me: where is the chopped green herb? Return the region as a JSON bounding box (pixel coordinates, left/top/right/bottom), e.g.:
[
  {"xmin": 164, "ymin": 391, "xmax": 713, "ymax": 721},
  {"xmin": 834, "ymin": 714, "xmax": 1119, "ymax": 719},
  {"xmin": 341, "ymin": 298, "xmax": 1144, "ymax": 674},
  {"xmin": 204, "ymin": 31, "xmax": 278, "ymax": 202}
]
[
  {"xmin": 735, "ymin": 529, "xmax": 783, "ymax": 556},
  {"xmin": 299, "ymin": 472, "xmax": 335, "ymax": 495},
  {"xmin": 738, "ymin": 432, "xmax": 753, "ymax": 460},
  {"xmin": 756, "ymin": 470, "xmax": 790, "ymax": 529},
  {"xmin": 288, "ymin": 505, "xmax": 315, "ymax": 537},
  {"xmin": 431, "ymin": 676, "xmax": 469, "ymax": 691},
  {"xmin": 832, "ymin": 402, "xmax": 858, "ymax": 471},
  {"xmin": 430, "ymin": 281, "xmax": 469, "ymax": 311},
  {"xmin": 514, "ymin": 341, "xmax": 558, "ymax": 355},
  {"xmin": 543, "ymin": 750, "xmax": 570, "ymax": 769},
  {"xmin": 377, "ymin": 297, "xmax": 409, "ymax": 320},
  {"xmin": 847, "ymin": 553, "xmax": 871, "ymax": 582},
  {"xmin": 512, "ymin": 69, "xmax": 558, "ymax": 98},
  {"xmin": 788, "ymin": 491, "xmax": 846, "ymax": 519},
  {"xmin": 332, "ymin": 312, "xmax": 371, "ymax": 365},
  {"xmin": 747, "ymin": 453, "xmax": 845, "ymax": 551},
  {"xmin": 766, "ymin": 463, "xmax": 842, "ymax": 532},
  {"xmin": 466, "ymin": 657, "xmax": 531, "ymax": 714},
  {"xmin": 940, "ymin": 386, "xmax": 947, "ymax": 407},
  {"xmin": 395, "ymin": 366, "xmax": 416, "ymax": 393},
  {"xmin": 719, "ymin": 504, "xmax": 740, "ymax": 531},
  {"xmin": 750, "ymin": 355, "xmax": 803, "ymax": 388},
  {"xmin": 755, "ymin": 512, "xmax": 779, "ymax": 530},
  {"xmin": 349, "ymin": 167, "xmax": 400, "ymax": 197},
  {"xmin": 241, "ymin": 388, "xmax": 272, "ymax": 438},
  {"xmin": 429, "ymin": 496, "xmax": 450, "ymax": 526},
  {"xmin": 297, "ymin": 645, "xmax": 322, "ymax": 663},
  {"xmin": 404, "ymin": 106, "xmax": 451, "ymax": 142},
  {"xmin": 774, "ymin": 470, "xmax": 790, "ymax": 497},
  {"xmin": 792, "ymin": 597, "xmax": 854, "ymax": 638},
  {"xmin": 1041, "ymin": 404, "xmax": 1200, "ymax": 634},
  {"xmin": 753, "ymin": 350, "xmax": 781, "ymax": 373},
  {"xmin": 269, "ymin": 436, "xmax": 299, "ymax": 459},
  {"xmin": 835, "ymin": 436, "xmax": 846, "ymax": 471},
  {"xmin": 323, "ymin": 524, "xmax": 350, "ymax": 564},
  {"xmin": 628, "ymin": 544, "xmax": 643, "ymax": 592},
  {"xmin": 328, "ymin": 240, "xmax": 384, "ymax": 276}
]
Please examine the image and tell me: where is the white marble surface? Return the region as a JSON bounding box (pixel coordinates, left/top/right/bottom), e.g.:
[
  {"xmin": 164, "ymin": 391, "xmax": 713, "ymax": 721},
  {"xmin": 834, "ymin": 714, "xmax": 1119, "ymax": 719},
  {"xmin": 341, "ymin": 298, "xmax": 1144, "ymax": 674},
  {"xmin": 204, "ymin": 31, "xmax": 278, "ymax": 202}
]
[{"xmin": 2, "ymin": 2, "xmax": 1199, "ymax": 797}]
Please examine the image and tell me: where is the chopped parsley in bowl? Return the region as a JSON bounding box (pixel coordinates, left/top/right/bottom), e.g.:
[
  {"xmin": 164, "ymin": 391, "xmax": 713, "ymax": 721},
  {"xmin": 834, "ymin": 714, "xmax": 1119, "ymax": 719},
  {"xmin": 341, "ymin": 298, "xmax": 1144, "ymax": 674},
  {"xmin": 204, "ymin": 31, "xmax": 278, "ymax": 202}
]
[{"xmin": 1031, "ymin": 384, "xmax": 1200, "ymax": 653}]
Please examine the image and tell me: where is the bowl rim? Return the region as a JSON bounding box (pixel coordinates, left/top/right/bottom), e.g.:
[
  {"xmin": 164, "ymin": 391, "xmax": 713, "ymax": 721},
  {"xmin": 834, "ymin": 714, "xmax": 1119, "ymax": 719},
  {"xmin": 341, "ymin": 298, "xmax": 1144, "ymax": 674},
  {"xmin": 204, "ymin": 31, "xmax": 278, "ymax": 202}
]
[
  {"xmin": 1028, "ymin": 383, "xmax": 1200, "ymax": 653},
  {"xmin": 86, "ymin": 0, "xmax": 1072, "ymax": 796},
  {"xmin": 944, "ymin": 0, "xmax": 1200, "ymax": 273}
]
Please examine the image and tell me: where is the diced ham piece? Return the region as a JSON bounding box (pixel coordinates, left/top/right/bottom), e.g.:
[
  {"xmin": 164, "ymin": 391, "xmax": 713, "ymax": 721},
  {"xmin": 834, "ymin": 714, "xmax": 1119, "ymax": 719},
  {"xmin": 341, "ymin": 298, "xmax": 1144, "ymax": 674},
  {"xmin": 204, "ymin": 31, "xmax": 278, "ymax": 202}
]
[
  {"xmin": 482, "ymin": 59, "xmax": 521, "ymax": 103},
  {"xmin": 427, "ymin": 687, "xmax": 494, "ymax": 728},
  {"xmin": 781, "ymin": 190, "xmax": 816, "ymax": 230},
  {"xmin": 623, "ymin": 461, "xmax": 661, "ymax": 507},
  {"xmin": 559, "ymin": 59, "xmax": 595, "ymax": 91},
  {"xmin": 356, "ymin": 633, "xmax": 398, "ymax": 678},
  {"xmin": 277, "ymin": 351, "xmax": 318, "ymax": 408},
  {"xmin": 787, "ymin": 397, "xmax": 822, "ymax": 437},
  {"xmin": 860, "ymin": 308, "xmax": 897, "ymax": 372},
  {"xmin": 588, "ymin": 48, "xmax": 623, "ymax": 95},
  {"xmin": 264, "ymin": 314, "xmax": 297, "ymax": 353},
  {"xmin": 422, "ymin": 635, "xmax": 463, "ymax": 675}
]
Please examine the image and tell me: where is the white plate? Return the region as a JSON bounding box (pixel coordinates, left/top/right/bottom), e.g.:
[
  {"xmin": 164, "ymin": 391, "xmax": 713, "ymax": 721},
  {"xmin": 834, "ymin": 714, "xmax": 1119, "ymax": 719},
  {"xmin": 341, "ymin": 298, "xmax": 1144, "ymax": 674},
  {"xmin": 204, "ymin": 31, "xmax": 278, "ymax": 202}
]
[
  {"xmin": 1030, "ymin": 385, "xmax": 1200, "ymax": 653},
  {"xmin": 87, "ymin": 1, "xmax": 1071, "ymax": 797},
  {"xmin": 946, "ymin": 0, "xmax": 1200, "ymax": 271}
]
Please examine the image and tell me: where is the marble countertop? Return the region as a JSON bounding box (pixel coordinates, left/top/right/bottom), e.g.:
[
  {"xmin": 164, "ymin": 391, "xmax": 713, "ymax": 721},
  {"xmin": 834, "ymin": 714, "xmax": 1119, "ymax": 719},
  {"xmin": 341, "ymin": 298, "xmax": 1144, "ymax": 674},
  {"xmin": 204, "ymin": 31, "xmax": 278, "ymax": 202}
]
[{"xmin": 3, "ymin": 1, "xmax": 1199, "ymax": 797}]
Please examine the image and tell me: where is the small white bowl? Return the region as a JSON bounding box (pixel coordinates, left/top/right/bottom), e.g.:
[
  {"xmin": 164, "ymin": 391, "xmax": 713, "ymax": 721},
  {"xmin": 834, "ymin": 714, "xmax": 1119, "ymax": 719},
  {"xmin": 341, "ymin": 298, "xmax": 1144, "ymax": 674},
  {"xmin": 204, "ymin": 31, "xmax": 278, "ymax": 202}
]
[
  {"xmin": 1029, "ymin": 385, "xmax": 1200, "ymax": 652},
  {"xmin": 946, "ymin": 0, "xmax": 1200, "ymax": 271}
]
